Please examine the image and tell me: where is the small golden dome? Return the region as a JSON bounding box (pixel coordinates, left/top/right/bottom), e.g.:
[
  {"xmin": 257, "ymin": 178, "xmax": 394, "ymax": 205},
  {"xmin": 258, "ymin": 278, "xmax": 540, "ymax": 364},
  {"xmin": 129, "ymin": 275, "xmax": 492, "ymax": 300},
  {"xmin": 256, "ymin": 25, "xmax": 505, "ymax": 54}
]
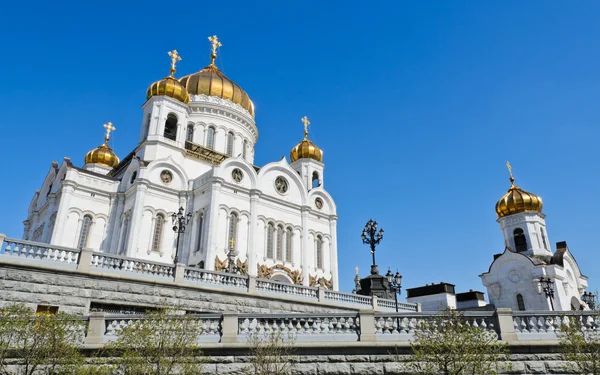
[
  {"xmin": 179, "ymin": 64, "xmax": 254, "ymax": 117},
  {"xmin": 147, "ymin": 75, "xmax": 190, "ymax": 104},
  {"xmin": 84, "ymin": 122, "xmax": 120, "ymax": 168},
  {"xmin": 146, "ymin": 50, "xmax": 190, "ymax": 105},
  {"xmin": 290, "ymin": 116, "xmax": 323, "ymax": 163},
  {"xmin": 495, "ymin": 176, "xmax": 543, "ymax": 218},
  {"xmin": 84, "ymin": 144, "xmax": 120, "ymax": 168}
]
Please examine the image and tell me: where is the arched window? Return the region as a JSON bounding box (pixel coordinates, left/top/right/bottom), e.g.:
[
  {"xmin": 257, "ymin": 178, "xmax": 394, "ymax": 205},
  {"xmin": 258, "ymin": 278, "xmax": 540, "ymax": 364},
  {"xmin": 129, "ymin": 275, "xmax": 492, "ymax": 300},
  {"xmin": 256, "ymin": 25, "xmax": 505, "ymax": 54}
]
[
  {"xmin": 195, "ymin": 213, "xmax": 204, "ymax": 253},
  {"xmin": 540, "ymin": 227, "xmax": 548, "ymax": 250},
  {"xmin": 312, "ymin": 171, "xmax": 320, "ymax": 188},
  {"xmin": 186, "ymin": 124, "xmax": 194, "ymax": 142},
  {"xmin": 285, "ymin": 227, "xmax": 293, "ymax": 262},
  {"xmin": 316, "ymin": 235, "xmax": 323, "ymax": 269},
  {"xmin": 243, "ymin": 139, "xmax": 248, "ymax": 160},
  {"xmin": 228, "ymin": 213, "xmax": 238, "ymax": 250},
  {"xmin": 516, "ymin": 294, "xmax": 526, "ymax": 311},
  {"xmin": 276, "ymin": 225, "xmax": 284, "ymax": 260},
  {"xmin": 48, "ymin": 212, "xmax": 57, "ymax": 240},
  {"xmin": 46, "ymin": 184, "xmax": 52, "ymax": 197},
  {"xmin": 226, "ymin": 132, "xmax": 234, "ymax": 156},
  {"xmin": 266, "ymin": 223, "xmax": 275, "ymax": 258},
  {"xmin": 207, "ymin": 127, "xmax": 216, "ymax": 149},
  {"xmin": 152, "ymin": 215, "xmax": 164, "ymax": 252},
  {"xmin": 77, "ymin": 215, "xmax": 93, "ymax": 249},
  {"xmin": 143, "ymin": 113, "xmax": 151, "ymax": 139},
  {"xmin": 164, "ymin": 114, "xmax": 178, "ymax": 141},
  {"xmin": 119, "ymin": 214, "xmax": 130, "ymax": 254},
  {"xmin": 513, "ymin": 228, "xmax": 527, "ymax": 252}
]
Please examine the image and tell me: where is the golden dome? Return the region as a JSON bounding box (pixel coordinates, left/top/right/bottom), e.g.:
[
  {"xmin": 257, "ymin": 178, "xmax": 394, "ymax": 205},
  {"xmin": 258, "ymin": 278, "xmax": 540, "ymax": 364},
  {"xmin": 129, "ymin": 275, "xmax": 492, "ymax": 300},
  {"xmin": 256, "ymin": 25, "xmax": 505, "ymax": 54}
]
[
  {"xmin": 495, "ymin": 176, "xmax": 543, "ymax": 218},
  {"xmin": 84, "ymin": 122, "xmax": 120, "ymax": 168},
  {"xmin": 84, "ymin": 144, "xmax": 120, "ymax": 168},
  {"xmin": 290, "ymin": 116, "xmax": 323, "ymax": 163},
  {"xmin": 146, "ymin": 50, "xmax": 190, "ymax": 105},
  {"xmin": 179, "ymin": 64, "xmax": 254, "ymax": 117}
]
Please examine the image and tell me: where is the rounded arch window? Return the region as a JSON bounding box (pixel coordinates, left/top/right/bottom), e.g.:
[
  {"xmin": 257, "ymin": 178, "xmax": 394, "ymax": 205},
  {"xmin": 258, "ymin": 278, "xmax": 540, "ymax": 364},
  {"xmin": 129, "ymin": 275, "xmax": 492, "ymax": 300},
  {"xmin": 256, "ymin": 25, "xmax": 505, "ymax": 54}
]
[
  {"xmin": 207, "ymin": 127, "xmax": 216, "ymax": 149},
  {"xmin": 77, "ymin": 215, "xmax": 93, "ymax": 249},
  {"xmin": 513, "ymin": 228, "xmax": 527, "ymax": 253},
  {"xmin": 164, "ymin": 114, "xmax": 178, "ymax": 141},
  {"xmin": 130, "ymin": 171, "xmax": 137, "ymax": 184},
  {"xmin": 186, "ymin": 123, "xmax": 194, "ymax": 142},
  {"xmin": 152, "ymin": 214, "xmax": 165, "ymax": 252},
  {"xmin": 312, "ymin": 171, "xmax": 320, "ymax": 188},
  {"xmin": 243, "ymin": 139, "xmax": 248, "ymax": 159},
  {"xmin": 226, "ymin": 132, "xmax": 234, "ymax": 156},
  {"xmin": 316, "ymin": 235, "xmax": 323, "ymax": 269},
  {"xmin": 516, "ymin": 294, "xmax": 526, "ymax": 311}
]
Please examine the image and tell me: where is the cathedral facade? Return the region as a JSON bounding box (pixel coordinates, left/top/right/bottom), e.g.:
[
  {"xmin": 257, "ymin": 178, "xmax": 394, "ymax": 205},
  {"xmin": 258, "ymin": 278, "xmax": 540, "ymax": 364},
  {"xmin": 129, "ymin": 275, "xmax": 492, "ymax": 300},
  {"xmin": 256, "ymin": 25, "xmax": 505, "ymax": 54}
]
[{"xmin": 22, "ymin": 38, "xmax": 339, "ymax": 290}]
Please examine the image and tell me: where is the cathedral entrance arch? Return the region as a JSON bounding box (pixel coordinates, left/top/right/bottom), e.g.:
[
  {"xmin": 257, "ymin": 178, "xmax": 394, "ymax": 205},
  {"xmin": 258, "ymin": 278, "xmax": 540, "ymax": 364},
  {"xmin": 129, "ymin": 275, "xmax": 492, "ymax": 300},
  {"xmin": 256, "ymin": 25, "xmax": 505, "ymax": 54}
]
[{"xmin": 271, "ymin": 273, "xmax": 293, "ymax": 284}]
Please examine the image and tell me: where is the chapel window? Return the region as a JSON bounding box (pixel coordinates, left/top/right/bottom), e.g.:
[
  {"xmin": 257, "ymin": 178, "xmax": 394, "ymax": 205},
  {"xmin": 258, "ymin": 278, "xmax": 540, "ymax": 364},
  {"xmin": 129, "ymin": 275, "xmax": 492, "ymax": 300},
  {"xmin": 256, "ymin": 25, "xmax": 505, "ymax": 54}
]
[
  {"xmin": 164, "ymin": 114, "xmax": 178, "ymax": 141},
  {"xmin": 276, "ymin": 225, "xmax": 284, "ymax": 261},
  {"xmin": 266, "ymin": 223, "xmax": 275, "ymax": 258},
  {"xmin": 226, "ymin": 132, "xmax": 234, "ymax": 156},
  {"xmin": 540, "ymin": 227, "xmax": 549, "ymax": 250},
  {"xmin": 228, "ymin": 213, "xmax": 238, "ymax": 250},
  {"xmin": 513, "ymin": 228, "xmax": 527, "ymax": 253},
  {"xmin": 285, "ymin": 227, "xmax": 293, "ymax": 262},
  {"xmin": 195, "ymin": 213, "xmax": 204, "ymax": 253},
  {"xmin": 312, "ymin": 171, "xmax": 320, "ymax": 188},
  {"xmin": 243, "ymin": 139, "xmax": 248, "ymax": 160},
  {"xmin": 207, "ymin": 127, "xmax": 216, "ymax": 149},
  {"xmin": 516, "ymin": 294, "xmax": 526, "ymax": 311},
  {"xmin": 316, "ymin": 235, "xmax": 323, "ymax": 269},
  {"xmin": 186, "ymin": 124, "xmax": 194, "ymax": 142},
  {"xmin": 77, "ymin": 215, "xmax": 93, "ymax": 249},
  {"xmin": 152, "ymin": 214, "xmax": 164, "ymax": 252}
]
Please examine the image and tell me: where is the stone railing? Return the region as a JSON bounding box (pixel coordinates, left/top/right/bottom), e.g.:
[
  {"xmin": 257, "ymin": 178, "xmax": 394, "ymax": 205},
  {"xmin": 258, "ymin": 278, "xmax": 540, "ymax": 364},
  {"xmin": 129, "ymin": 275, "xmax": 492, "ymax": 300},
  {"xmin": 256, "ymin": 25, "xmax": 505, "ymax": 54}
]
[
  {"xmin": 256, "ymin": 278, "xmax": 319, "ymax": 300},
  {"xmin": 90, "ymin": 253, "xmax": 174, "ymax": 280},
  {"xmin": 0, "ymin": 236, "xmax": 419, "ymax": 313},
  {"xmin": 374, "ymin": 311, "xmax": 497, "ymax": 340},
  {"xmin": 513, "ymin": 311, "xmax": 599, "ymax": 340},
  {"xmin": 0, "ymin": 237, "xmax": 80, "ymax": 267},
  {"xmin": 81, "ymin": 309, "xmax": 589, "ymax": 345},
  {"xmin": 184, "ymin": 267, "xmax": 248, "ymax": 289}
]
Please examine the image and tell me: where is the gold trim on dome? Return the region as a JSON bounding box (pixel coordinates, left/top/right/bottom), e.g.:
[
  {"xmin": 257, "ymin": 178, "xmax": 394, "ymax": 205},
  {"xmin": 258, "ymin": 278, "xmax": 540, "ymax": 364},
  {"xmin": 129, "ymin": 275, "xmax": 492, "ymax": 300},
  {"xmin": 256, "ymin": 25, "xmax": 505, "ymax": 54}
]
[
  {"xmin": 84, "ymin": 122, "xmax": 120, "ymax": 168},
  {"xmin": 290, "ymin": 116, "xmax": 323, "ymax": 163},
  {"xmin": 146, "ymin": 50, "xmax": 190, "ymax": 105},
  {"xmin": 495, "ymin": 162, "xmax": 543, "ymax": 218}
]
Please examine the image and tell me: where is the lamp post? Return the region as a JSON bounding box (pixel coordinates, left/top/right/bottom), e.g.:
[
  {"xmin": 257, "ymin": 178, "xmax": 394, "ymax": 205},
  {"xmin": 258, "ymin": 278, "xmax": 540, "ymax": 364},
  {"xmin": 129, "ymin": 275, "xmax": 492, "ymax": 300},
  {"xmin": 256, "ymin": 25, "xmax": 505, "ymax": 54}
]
[
  {"xmin": 386, "ymin": 268, "xmax": 403, "ymax": 329},
  {"xmin": 361, "ymin": 219, "xmax": 384, "ymax": 275},
  {"xmin": 582, "ymin": 291, "xmax": 596, "ymax": 310},
  {"xmin": 171, "ymin": 207, "xmax": 192, "ymax": 266},
  {"xmin": 540, "ymin": 277, "xmax": 555, "ymax": 311}
]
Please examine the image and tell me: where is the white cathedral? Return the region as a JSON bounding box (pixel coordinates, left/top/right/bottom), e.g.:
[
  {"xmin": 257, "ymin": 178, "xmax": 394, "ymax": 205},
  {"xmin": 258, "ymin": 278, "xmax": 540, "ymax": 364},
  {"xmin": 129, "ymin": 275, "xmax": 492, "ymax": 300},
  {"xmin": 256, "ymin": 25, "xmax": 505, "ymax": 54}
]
[{"xmin": 22, "ymin": 37, "xmax": 339, "ymax": 290}]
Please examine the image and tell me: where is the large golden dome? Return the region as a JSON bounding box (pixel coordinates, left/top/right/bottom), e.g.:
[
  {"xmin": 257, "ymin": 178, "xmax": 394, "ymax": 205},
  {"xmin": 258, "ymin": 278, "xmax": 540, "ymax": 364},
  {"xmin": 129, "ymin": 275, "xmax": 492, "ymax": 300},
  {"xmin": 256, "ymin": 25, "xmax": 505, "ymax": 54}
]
[
  {"xmin": 146, "ymin": 50, "xmax": 190, "ymax": 105},
  {"xmin": 495, "ymin": 176, "xmax": 543, "ymax": 218},
  {"xmin": 290, "ymin": 116, "xmax": 323, "ymax": 163},
  {"xmin": 84, "ymin": 122, "xmax": 120, "ymax": 168},
  {"xmin": 179, "ymin": 64, "xmax": 254, "ymax": 117}
]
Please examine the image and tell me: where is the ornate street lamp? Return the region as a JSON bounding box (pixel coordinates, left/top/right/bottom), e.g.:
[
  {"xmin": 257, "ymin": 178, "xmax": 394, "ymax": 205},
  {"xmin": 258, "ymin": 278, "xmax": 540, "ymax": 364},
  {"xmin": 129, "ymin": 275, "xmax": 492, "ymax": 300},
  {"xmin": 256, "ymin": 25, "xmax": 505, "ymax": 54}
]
[
  {"xmin": 540, "ymin": 277, "xmax": 555, "ymax": 311},
  {"xmin": 361, "ymin": 219, "xmax": 384, "ymax": 275},
  {"xmin": 171, "ymin": 207, "xmax": 192, "ymax": 266},
  {"xmin": 582, "ymin": 291, "xmax": 596, "ymax": 310},
  {"xmin": 386, "ymin": 268, "xmax": 403, "ymax": 329}
]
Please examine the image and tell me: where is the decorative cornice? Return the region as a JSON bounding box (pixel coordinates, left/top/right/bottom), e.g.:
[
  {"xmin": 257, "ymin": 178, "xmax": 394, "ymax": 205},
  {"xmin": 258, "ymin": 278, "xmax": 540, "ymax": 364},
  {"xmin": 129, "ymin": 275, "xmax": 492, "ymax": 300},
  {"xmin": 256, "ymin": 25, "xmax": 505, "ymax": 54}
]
[{"xmin": 189, "ymin": 95, "xmax": 258, "ymax": 142}]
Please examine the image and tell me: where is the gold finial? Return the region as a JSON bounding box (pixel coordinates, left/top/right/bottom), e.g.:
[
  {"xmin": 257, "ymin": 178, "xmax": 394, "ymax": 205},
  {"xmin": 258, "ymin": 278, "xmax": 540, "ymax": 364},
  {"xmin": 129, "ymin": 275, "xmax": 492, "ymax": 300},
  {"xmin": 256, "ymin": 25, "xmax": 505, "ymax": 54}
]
[
  {"xmin": 355, "ymin": 266, "xmax": 359, "ymax": 275},
  {"xmin": 208, "ymin": 35, "xmax": 222, "ymax": 66},
  {"xmin": 229, "ymin": 237, "xmax": 235, "ymax": 249},
  {"xmin": 103, "ymin": 122, "xmax": 116, "ymax": 143},
  {"xmin": 506, "ymin": 161, "xmax": 515, "ymax": 183},
  {"xmin": 167, "ymin": 50, "xmax": 181, "ymax": 76},
  {"xmin": 301, "ymin": 116, "xmax": 310, "ymax": 138}
]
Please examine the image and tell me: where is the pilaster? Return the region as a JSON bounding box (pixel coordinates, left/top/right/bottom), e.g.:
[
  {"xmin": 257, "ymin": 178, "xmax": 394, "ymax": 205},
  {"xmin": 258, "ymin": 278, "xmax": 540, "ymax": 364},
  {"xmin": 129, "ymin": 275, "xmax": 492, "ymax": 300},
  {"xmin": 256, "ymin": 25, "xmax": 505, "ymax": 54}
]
[
  {"xmin": 51, "ymin": 183, "xmax": 74, "ymax": 246},
  {"xmin": 329, "ymin": 218, "xmax": 339, "ymax": 290},
  {"xmin": 247, "ymin": 190, "xmax": 260, "ymax": 277},
  {"xmin": 205, "ymin": 180, "xmax": 222, "ymax": 271},
  {"xmin": 125, "ymin": 182, "xmax": 149, "ymax": 257},
  {"xmin": 301, "ymin": 206, "xmax": 310, "ymax": 286},
  {"xmin": 109, "ymin": 195, "xmax": 126, "ymax": 254}
]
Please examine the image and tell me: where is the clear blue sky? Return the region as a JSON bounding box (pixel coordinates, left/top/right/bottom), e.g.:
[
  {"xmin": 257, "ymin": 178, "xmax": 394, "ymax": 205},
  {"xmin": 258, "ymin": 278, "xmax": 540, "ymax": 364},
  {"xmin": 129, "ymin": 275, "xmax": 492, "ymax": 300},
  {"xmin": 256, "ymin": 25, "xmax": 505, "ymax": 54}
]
[{"xmin": 1, "ymin": 1, "xmax": 599, "ymax": 299}]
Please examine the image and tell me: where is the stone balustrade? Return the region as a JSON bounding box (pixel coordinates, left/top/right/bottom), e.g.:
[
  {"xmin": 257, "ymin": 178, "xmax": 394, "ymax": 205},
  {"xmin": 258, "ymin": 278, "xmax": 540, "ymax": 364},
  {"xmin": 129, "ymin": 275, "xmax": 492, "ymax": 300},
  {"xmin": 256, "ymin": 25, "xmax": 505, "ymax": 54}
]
[
  {"xmin": 0, "ymin": 237, "xmax": 80, "ymax": 268},
  {"xmin": 80, "ymin": 309, "xmax": 591, "ymax": 345},
  {"xmin": 256, "ymin": 278, "xmax": 319, "ymax": 300},
  {"xmin": 324, "ymin": 289, "xmax": 372, "ymax": 307},
  {"xmin": 91, "ymin": 253, "xmax": 174, "ymax": 280},
  {"xmin": 184, "ymin": 267, "xmax": 248, "ymax": 289}
]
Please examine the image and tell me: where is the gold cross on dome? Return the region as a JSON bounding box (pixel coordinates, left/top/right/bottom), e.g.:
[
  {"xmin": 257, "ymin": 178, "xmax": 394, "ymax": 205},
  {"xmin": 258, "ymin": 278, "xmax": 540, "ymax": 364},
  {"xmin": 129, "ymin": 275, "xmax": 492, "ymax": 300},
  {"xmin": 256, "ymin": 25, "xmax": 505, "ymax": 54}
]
[
  {"xmin": 229, "ymin": 238, "xmax": 236, "ymax": 249},
  {"xmin": 355, "ymin": 266, "xmax": 359, "ymax": 275},
  {"xmin": 167, "ymin": 50, "xmax": 181, "ymax": 75},
  {"xmin": 506, "ymin": 161, "xmax": 514, "ymax": 181},
  {"xmin": 301, "ymin": 116, "xmax": 310, "ymax": 137},
  {"xmin": 103, "ymin": 122, "xmax": 116, "ymax": 142},
  {"xmin": 208, "ymin": 35, "xmax": 222, "ymax": 65}
]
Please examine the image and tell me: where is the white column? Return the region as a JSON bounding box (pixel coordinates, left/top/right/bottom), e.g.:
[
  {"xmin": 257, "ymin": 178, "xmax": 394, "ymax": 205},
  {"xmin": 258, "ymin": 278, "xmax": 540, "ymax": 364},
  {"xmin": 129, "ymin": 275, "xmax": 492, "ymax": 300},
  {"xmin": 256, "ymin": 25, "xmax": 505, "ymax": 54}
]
[
  {"xmin": 204, "ymin": 181, "xmax": 222, "ymax": 270},
  {"xmin": 51, "ymin": 183, "xmax": 75, "ymax": 245},
  {"xmin": 125, "ymin": 182, "xmax": 149, "ymax": 257},
  {"xmin": 248, "ymin": 191, "xmax": 260, "ymax": 276},
  {"xmin": 301, "ymin": 206, "xmax": 310, "ymax": 286},
  {"xmin": 109, "ymin": 195, "xmax": 125, "ymax": 254},
  {"xmin": 329, "ymin": 218, "xmax": 339, "ymax": 290}
]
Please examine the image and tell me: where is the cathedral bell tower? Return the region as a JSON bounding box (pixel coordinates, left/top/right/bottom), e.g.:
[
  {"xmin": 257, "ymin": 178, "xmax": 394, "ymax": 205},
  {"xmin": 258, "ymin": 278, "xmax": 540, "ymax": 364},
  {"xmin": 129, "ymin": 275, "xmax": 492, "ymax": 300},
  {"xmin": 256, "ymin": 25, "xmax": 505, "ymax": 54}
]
[
  {"xmin": 495, "ymin": 162, "xmax": 551, "ymax": 257},
  {"xmin": 290, "ymin": 116, "xmax": 324, "ymax": 191}
]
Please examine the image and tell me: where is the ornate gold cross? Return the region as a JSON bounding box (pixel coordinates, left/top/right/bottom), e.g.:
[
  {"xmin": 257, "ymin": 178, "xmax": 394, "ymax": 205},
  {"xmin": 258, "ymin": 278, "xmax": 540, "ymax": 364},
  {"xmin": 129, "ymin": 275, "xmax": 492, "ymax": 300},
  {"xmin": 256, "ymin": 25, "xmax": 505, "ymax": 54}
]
[
  {"xmin": 103, "ymin": 122, "xmax": 116, "ymax": 143},
  {"xmin": 167, "ymin": 50, "xmax": 181, "ymax": 75},
  {"xmin": 355, "ymin": 266, "xmax": 359, "ymax": 275},
  {"xmin": 229, "ymin": 238, "xmax": 236, "ymax": 249},
  {"xmin": 208, "ymin": 35, "xmax": 222, "ymax": 65},
  {"xmin": 301, "ymin": 116, "xmax": 310, "ymax": 137},
  {"xmin": 506, "ymin": 161, "xmax": 514, "ymax": 181}
]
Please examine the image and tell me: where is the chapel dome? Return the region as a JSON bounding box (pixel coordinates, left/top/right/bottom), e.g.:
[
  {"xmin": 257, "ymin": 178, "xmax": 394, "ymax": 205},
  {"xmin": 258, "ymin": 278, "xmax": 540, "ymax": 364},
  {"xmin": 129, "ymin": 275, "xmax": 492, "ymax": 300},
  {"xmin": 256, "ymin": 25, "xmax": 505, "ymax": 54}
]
[
  {"xmin": 495, "ymin": 176, "xmax": 543, "ymax": 218},
  {"xmin": 179, "ymin": 64, "xmax": 254, "ymax": 117},
  {"xmin": 146, "ymin": 75, "xmax": 190, "ymax": 105},
  {"xmin": 84, "ymin": 143, "xmax": 119, "ymax": 168},
  {"xmin": 290, "ymin": 116, "xmax": 323, "ymax": 163}
]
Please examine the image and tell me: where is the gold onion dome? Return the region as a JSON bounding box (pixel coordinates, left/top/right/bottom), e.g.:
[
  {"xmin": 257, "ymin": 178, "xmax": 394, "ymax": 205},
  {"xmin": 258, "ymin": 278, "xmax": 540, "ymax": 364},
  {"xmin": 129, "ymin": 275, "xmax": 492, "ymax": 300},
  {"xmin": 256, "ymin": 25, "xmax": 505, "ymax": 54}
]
[
  {"xmin": 290, "ymin": 116, "xmax": 323, "ymax": 163},
  {"xmin": 495, "ymin": 162, "xmax": 543, "ymax": 218},
  {"xmin": 146, "ymin": 50, "xmax": 190, "ymax": 105},
  {"xmin": 84, "ymin": 122, "xmax": 120, "ymax": 168},
  {"xmin": 178, "ymin": 35, "xmax": 255, "ymax": 117}
]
